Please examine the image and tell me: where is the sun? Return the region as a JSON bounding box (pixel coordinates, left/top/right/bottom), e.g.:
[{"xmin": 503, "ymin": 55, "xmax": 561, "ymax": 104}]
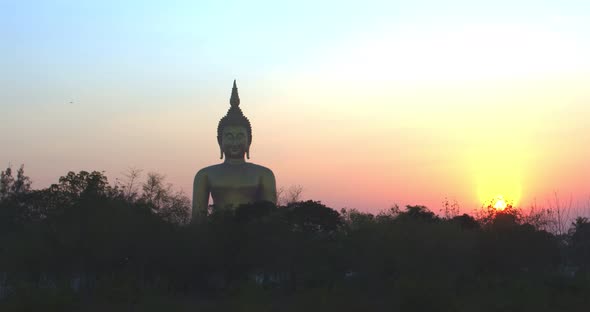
[
  {"xmin": 474, "ymin": 164, "xmax": 522, "ymax": 210},
  {"xmin": 493, "ymin": 196, "xmax": 508, "ymax": 211}
]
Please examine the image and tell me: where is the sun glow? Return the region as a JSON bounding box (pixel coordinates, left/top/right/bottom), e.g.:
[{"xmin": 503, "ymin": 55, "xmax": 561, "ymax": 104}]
[
  {"xmin": 471, "ymin": 128, "xmax": 526, "ymax": 210},
  {"xmin": 493, "ymin": 196, "xmax": 508, "ymax": 211},
  {"xmin": 475, "ymin": 166, "xmax": 522, "ymax": 208}
]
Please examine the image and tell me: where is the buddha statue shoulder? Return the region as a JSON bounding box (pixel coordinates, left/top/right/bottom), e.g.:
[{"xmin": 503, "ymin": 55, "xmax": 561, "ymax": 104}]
[{"xmin": 192, "ymin": 81, "xmax": 277, "ymax": 222}]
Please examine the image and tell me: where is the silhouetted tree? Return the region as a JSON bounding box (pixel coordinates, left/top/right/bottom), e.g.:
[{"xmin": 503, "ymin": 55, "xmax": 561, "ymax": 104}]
[
  {"xmin": 120, "ymin": 167, "xmax": 143, "ymax": 202},
  {"xmin": 478, "ymin": 211, "xmax": 560, "ymax": 274},
  {"xmin": 0, "ymin": 165, "xmax": 34, "ymax": 232},
  {"xmin": 400, "ymin": 205, "xmax": 438, "ymax": 222},
  {"xmin": 451, "ymin": 213, "xmax": 480, "ymax": 230},
  {"xmin": 277, "ymin": 185, "xmax": 304, "ymax": 206},
  {"xmin": 157, "ymin": 191, "xmax": 191, "ymax": 225},
  {"xmin": 235, "ymin": 201, "xmax": 277, "ymax": 224},
  {"xmin": 141, "ymin": 172, "xmax": 169, "ymax": 208},
  {"xmin": 441, "ymin": 197, "xmax": 460, "ymax": 219},
  {"xmin": 1, "ymin": 168, "xmax": 589, "ymax": 311},
  {"xmin": 53, "ymin": 171, "xmax": 111, "ymax": 198},
  {"xmin": 0, "ymin": 166, "xmax": 15, "ymax": 200},
  {"xmin": 570, "ymin": 217, "xmax": 590, "ymax": 271},
  {"xmin": 138, "ymin": 172, "xmax": 190, "ymax": 224},
  {"xmin": 285, "ymin": 200, "xmax": 342, "ymax": 233}
]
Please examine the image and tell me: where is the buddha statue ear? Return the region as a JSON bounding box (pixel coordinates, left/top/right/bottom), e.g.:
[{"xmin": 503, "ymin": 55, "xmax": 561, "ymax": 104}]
[{"xmin": 220, "ymin": 148, "xmax": 224, "ymax": 159}]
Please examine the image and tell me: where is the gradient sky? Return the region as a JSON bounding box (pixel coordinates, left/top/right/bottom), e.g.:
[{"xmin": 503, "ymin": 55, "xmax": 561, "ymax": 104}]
[{"xmin": 2, "ymin": 0, "xmax": 590, "ymax": 214}]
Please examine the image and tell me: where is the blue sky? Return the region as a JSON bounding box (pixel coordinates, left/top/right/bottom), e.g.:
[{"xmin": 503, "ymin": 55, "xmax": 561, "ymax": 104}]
[{"xmin": 4, "ymin": 0, "xmax": 588, "ymax": 87}]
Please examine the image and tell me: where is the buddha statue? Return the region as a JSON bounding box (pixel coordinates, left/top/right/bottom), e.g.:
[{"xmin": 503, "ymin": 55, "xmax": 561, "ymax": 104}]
[{"xmin": 192, "ymin": 80, "xmax": 277, "ymax": 222}]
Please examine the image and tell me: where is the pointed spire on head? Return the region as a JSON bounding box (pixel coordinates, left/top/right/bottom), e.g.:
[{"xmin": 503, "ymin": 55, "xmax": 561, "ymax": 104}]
[
  {"xmin": 230, "ymin": 79, "xmax": 240, "ymax": 107},
  {"xmin": 218, "ymin": 79, "xmax": 252, "ymax": 152}
]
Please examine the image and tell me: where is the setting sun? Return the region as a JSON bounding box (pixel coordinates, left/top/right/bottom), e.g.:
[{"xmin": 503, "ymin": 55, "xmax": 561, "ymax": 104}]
[{"xmin": 493, "ymin": 196, "xmax": 508, "ymax": 211}]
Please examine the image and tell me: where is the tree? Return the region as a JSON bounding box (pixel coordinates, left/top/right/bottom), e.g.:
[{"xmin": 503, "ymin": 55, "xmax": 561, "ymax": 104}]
[
  {"xmin": 0, "ymin": 165, "xmax": 33, "ymax": 229},
  {"xmin": 120, "ymin": 167, "xmax": 143, "ymax": 202},
  {"xmin": 546, "ymin": 192, "xmax": 573, "ymax": 236},
  {"xmin": 158, "ymin": 191, "xmax": 191, "ymax": 225},
  {"xmin": 286, "ymin": 200, "xmax": 342, "ymax": 233},
  {"xmin": 54, "ymin": 171, "xmax": 110, "ymax": 198},
  {"xmin": 11, "ymin": 165, "xmax": 32, "ymax": 195},
  {"xmin": 235, "ymin": 201, "xmax": 277, "ymax": 224},
  {"xmin": 340, "ymin": 208, "xmax": 375, "ymax": 229},
  {"xmin": 451, "ymin": 213, "xmax": 480, "ymax": 230},
  {"xmin": 441, "ymin": 197, "xmax": 460, "ymax": 219},
  {"xmin": 570, "ymin": 217, "xmax": 590, "ymax": 271},
  {"xmin": 476, "ymin": 199, "xmax": 521, "ymax": 227},
  {"xmin": 401, "ymin": 205, "xmax": 438, "ymax": 222},
  {"xmin": 140, "ymin": 172, "xmax": 190, "ymax": 224},
  {"xmin": 0, "ymin": 165, "xmax": 15, "ymax": 200},
  {"xmin": 141, "ymin": 172, "xmax": 170, "ymax": 209},
  {"xmin": 277, "ymin": 185, "xmax": 304, "ymax": 206},
  {"xmin": 522, "ymin": 200, "xmax": 554, "ymax": 232}
]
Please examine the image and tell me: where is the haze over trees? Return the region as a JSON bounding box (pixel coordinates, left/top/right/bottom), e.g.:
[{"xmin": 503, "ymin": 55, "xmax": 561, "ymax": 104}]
[{"xmin": 0, "ymin": 166, "xmax": 589, "ymax": 311}]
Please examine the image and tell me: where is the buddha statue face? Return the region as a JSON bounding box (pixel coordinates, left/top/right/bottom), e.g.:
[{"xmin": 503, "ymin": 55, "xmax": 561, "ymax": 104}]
[
  {"xmin": 216, "ymin": 80, "xmax": 253, "ymax": 160},
  {"xmin": 220, "ymin": 125, "xmax": 251, "ymax": 159}
]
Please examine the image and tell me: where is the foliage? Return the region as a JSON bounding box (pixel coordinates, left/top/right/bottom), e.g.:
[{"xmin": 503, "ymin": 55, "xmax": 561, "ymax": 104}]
[
  {"xmin": 0, "ymin": 165, "xmax": 32, "ymax": 200},
  {"xmin": 277, "ymin": 184, "xmax": 304, "ymax": 206},
  {"xmin": 0, "ymin": 167, "xmax": 589, "ymax": 310},
  {"xmin": 570, "ymin": 217, "xmax": 590, "ymax": 271}
]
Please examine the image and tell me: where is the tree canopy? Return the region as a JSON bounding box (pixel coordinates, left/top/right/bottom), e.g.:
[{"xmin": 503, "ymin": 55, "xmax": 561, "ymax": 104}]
[{"xmin": 0, "ymin": 166, "xmax": 588, "ymax": 311}]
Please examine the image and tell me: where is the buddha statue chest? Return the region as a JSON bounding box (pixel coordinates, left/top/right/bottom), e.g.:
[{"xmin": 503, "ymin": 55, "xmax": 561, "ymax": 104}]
[{"xmin": 205, "ymin": 163, "xmax": 265, "ymax": 210}]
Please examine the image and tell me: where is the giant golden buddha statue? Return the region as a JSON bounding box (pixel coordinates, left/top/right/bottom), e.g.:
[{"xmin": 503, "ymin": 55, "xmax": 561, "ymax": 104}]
[{"xmin": 192, "ymin": 81, "xmax": 277, "ymax": 222}]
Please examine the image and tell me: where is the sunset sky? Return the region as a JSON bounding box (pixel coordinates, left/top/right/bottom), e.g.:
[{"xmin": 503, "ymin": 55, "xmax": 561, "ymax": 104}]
[{"xmin": 2, "ymin": 0, "xmax": 590, "ymax": 214}]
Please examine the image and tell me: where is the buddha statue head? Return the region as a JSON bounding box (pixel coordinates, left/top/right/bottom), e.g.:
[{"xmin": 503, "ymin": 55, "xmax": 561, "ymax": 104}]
[{"xmin": 217, "ymin": 80, "xmax": 252, "ymax": 160}]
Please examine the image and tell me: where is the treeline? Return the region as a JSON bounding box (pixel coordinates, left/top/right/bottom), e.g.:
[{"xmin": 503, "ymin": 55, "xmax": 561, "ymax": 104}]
[{"xmin": 0, "ymin": 167, "xmax": 589, "ymax": 311}]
